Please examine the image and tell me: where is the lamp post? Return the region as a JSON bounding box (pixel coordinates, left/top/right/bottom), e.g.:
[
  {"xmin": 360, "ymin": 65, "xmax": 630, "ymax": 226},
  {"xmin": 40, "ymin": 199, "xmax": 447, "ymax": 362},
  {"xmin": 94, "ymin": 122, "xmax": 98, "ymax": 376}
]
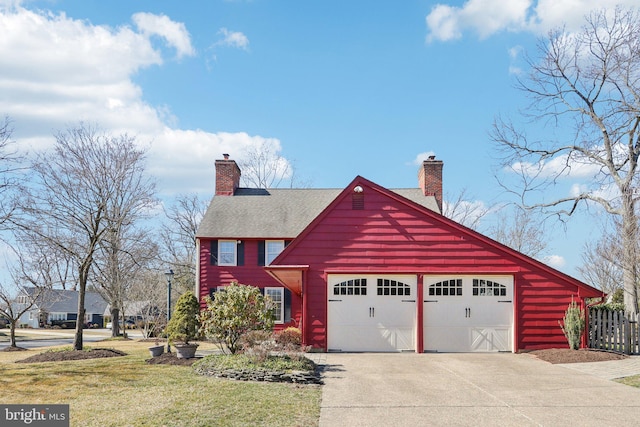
[{"xmin": 165, "ymin": 269, "xmax": 174, "ymax": 353}]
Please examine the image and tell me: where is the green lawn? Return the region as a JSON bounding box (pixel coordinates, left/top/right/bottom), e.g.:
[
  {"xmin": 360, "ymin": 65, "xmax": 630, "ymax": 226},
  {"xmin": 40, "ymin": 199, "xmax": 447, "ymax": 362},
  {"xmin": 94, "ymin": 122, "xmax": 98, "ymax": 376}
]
[{"xmin": 0, "ymin": 340, "xmax": 321, "ymax": 426}]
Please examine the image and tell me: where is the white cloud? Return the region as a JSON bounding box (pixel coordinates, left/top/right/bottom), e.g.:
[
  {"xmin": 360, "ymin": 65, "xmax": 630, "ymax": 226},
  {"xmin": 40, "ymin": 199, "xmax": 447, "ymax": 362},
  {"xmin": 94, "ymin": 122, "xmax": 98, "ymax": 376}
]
[
  {"xmin": 0, "ymin": 6, "xmax": 275, "ymax": 197},
  {"xmin": 132, "ymin": 12, "xmax": 195, "ymax": 58},
  {"xmin": 411, "ymin": 151, "xmax": 436, "ymax": 166},
  {"xmin": 426, "ymin": 0, "xmax": 639, "ymax": 42},
  {"xmin": 543, "ymin": 254, "xmax": 566, "ymax": 268},
  {"xmin": 426, "ymin": 0, "xmax": 531, "ymax": 42},
  {"xmin": 148, "ymin": 129, "xmax": 283, "ymax": 194},
  {"xmin": 510, "ymin": 149, "xmax": 604, "ymax": 181},
  {"xmin": 217, "ymin": 28, "xmax": 250, "ymax": 50}
]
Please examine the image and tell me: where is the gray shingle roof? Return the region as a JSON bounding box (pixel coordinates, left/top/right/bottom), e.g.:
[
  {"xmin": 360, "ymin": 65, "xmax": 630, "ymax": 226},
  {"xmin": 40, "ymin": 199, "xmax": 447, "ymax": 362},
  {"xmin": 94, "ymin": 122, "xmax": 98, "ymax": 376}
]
[
  {"xmin": 196, "ymin": 186, "xmax": 439, "ymax": 239},
  {"xmin": 23, "ymin": 288, "xmax": 108, "ymax": 314}
]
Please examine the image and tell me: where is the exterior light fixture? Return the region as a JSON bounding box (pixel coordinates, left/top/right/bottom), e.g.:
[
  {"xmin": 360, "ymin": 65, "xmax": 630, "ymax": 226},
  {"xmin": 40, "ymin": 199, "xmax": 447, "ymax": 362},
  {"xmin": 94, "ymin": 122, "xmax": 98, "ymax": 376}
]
[{"xmin": 354, "ymin": 185, "xmax": 364, "ymax": 193}]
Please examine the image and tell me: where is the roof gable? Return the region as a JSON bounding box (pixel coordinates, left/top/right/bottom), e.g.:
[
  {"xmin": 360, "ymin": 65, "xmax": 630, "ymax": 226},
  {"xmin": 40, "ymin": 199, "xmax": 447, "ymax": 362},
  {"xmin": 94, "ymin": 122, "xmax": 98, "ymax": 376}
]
[{"xmin": 271, "ymin": 176, "xmax": 603, "ymax": 298}]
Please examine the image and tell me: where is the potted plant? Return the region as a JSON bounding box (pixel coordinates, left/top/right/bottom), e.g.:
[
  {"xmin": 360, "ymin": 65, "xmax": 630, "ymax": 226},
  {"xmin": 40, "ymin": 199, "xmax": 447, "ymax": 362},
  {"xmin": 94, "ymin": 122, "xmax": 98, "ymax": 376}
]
[
  {"xmin": 148, "ymin": 340, "xmax": 164, "ymax": 357},
  {"xmin": 166, "ymin": 291, "xmax": 200, "ymax": 359}
]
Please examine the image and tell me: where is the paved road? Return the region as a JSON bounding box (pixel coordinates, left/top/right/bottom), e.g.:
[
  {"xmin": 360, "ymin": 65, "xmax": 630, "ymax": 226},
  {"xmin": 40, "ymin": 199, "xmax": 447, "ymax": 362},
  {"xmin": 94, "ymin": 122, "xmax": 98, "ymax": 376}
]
[
  {"xmin": 0, "ymin": 328, "xmax": 142, "ymax": 350},
  {"xmin": 317, "ymin": 352, "xmax": 640, "ymax": 427}
]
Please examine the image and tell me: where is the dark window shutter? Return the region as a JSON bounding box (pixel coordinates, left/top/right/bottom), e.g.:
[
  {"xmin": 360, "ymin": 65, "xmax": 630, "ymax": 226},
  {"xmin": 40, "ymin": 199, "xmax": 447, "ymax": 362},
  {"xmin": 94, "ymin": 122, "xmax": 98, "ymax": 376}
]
[
  {"xmin": 257, "ymin": 241, "xmax": 266, "ymax": 266},
  {"xmin": 237, "ymin": 241, "xmax": 245, "ymax": 266},
  {"xmin": 284, "ymin": 289, "xmax": 291, "ymax": 323},
  {"xmin": 210, "ymin": 240, "xmax": 218, "ymax": 265},
  {"xmin": 208, "ymin": 287, "xmax": 217, "ymax": 299},
  {"xmin": 284, "ymin": 240, "xmax": 291, "ymax": 247}
]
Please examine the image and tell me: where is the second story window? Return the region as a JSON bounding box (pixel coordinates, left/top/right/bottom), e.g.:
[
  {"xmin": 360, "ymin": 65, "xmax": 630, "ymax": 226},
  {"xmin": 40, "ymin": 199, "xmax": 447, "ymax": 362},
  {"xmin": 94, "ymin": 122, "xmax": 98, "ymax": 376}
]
[
  {"xmin": 218, "ymin": 240, "xmax": 237, "ymax": 266},
  {"xmin": 266, "ymin": 240, "xmax": 285, "ymax": 265}
]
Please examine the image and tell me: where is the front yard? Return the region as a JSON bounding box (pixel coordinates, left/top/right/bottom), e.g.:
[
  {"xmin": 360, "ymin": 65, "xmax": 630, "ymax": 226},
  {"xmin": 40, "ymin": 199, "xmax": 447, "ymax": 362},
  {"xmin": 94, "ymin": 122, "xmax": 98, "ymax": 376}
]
[{"xmin": 0, "ymin": 340, "xmax": 321, "ymax": 426}]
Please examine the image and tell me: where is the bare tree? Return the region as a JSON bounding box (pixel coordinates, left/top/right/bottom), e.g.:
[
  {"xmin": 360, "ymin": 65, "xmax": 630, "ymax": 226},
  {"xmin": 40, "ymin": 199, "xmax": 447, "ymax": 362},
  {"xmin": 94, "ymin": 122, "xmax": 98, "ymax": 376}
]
[
  {"xmin": 487, "ymin": 206, "xmax": 549, "ymax": 259},
  {"xmin": 443, "ymin": 188, "xmax": 492, "ymax": 230},
  {"xmin": 492, "ymin": 7, "xmax": 640, "ymax": 315},
  {"xmin": 0, "ymin": 234, "xmax": 68, "ymax": 347},
  {"xmin": 0, "ymin": 116, "xmax": 22, "ymax": 229},
  {"xmin": 239, "ymin": 142, "xmax": 290, "ymax": 188},
  {"xmin": 160, "ymin": 193, "xmax": 206, "ymax": 295},
  {"xmin": 19, "ymin": 124, "xmax": 156, "ymax": 349},
  {"xmin": 238, "ymin": 142, "xmax": 310, "ymax": 189},
  {"xmin": 92, "ymin": 228, "xmax": 158, "ymax": 337},
  {"xmin": 578, "ymin": 233, "xmax": 623, "ymax": 296},
  {"xmin": 0, "ymin": 284, "xmax": 42, "ymax": 348},
  {"xmin": 127, "ymin": 269, "xmax": 168, "ymax": 339}
]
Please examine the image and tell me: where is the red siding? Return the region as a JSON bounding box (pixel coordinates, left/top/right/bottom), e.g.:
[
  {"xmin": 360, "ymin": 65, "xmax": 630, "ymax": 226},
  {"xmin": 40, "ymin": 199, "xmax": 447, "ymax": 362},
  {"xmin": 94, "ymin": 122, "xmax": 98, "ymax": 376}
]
[
  {"xmin": 198, "ymin": 238, "xmax": 302, "ymax": 330},
  {"xmin": 274, "ymin": 181, "xmax": 602, "ymax": 351}
]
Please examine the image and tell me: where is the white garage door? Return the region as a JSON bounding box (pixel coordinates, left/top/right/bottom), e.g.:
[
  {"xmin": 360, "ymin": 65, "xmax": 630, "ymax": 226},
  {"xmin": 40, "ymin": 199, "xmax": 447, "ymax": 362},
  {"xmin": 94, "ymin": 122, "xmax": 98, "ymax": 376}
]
[
  {"xmin": 423, "ymin": 276, "xmax": 513, "ymax": 352},
  {"xmin": 327, "ymin": 274, "xmax": 417, "ymax": 352}
]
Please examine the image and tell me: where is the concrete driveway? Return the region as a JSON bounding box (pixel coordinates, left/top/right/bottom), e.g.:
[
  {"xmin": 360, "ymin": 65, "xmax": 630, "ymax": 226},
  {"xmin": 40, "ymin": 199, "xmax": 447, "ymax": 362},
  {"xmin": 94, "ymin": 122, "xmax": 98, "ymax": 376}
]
[{"xmin": 318, "ymin": 352, "xmax": 640, "ymax": 426}]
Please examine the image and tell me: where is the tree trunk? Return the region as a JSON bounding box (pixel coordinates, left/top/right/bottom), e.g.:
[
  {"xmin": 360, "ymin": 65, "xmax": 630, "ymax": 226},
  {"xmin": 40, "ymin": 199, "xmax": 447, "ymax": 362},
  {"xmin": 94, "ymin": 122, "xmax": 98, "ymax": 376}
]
[
  {"xmin": 73, "ymin": 276, "xmax": 87, "ymax": 350},
  {"xmin": 110, "ymin": 307, "xmax": 120, "ymax": 337},
  {"xmin": 621, "ymin": 192, "xmax": 639, "ymax": 317},
  {"xmin": 9, "ymin": 320, "xmax": 17, "ymax": 348}
]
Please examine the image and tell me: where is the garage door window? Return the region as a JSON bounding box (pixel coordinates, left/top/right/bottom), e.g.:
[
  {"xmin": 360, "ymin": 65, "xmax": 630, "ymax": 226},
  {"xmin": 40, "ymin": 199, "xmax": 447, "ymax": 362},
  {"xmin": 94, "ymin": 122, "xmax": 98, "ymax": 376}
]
[
  {"xmin": 376, "ymin": 279, "xmax": 411, "ymax": 296},
  {"xmin": 333, "ymin": 278, "xmax": 367, "ymax": 295},
  {"xmin": 472, "ymin": 279, "xmax": 507, "ymax": 296},
  {"xmin": 428, "ymin": 279, "xmax": 462, "ymax": 296}
]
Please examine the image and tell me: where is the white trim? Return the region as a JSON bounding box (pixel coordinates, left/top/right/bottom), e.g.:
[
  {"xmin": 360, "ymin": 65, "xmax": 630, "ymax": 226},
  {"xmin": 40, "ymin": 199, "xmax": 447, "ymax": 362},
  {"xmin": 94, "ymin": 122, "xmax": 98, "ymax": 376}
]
[
  {"xmin": 265, "ymin": 287, "xmax": 284, "ymax": 324},
  {"xmin": 195, "ymin": 238, "xmax": 201, "ymax": 299},
  {"xmin": 265, "ymin": 240, "xmax": 285, "ymax": 265},
  {"xmin": 218, "ymin": 240, "xmax": 237, "ymax": 266}
]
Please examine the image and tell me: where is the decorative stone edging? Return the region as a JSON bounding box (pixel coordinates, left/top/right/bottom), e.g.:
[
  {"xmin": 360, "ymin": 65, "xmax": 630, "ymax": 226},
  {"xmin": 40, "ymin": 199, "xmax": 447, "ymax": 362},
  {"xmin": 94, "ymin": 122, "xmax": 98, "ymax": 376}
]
[{"xmin": 194, "ymin": 367, "xmax": 323, "ymax": 385}]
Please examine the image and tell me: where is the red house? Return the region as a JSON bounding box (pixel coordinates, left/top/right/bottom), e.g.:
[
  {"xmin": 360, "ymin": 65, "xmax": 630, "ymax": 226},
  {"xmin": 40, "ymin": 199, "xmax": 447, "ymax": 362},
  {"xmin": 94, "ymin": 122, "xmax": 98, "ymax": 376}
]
[{"xmin": 196, "ymin": 155, "xmax": 604, "ymax": 353}]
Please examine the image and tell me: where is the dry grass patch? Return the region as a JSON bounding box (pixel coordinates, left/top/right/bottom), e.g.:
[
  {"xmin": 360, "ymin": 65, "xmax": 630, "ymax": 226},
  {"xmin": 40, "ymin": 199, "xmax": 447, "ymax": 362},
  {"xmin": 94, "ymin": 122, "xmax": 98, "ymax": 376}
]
[
  {"xmin": 0, "ymin": 340, "xmax": 321, "ymax": 427},
  {"xmin": 616, "ymin": 375, "xmax": 640, "ymax": 388}
]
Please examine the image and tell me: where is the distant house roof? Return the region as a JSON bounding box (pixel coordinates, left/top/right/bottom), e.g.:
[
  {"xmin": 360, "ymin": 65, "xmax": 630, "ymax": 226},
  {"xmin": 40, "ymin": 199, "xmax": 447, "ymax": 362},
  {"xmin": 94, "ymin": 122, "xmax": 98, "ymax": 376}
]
[
  {"xmin": 22, "ymin": 288, "xmax": 108, "ymax": 314},
  {"xmin": 104, "ymin": 300, "xmax": 157, "ymax": 317},
  {"xmin": 197, "ymin": 187, "xmax": 440, "ymax": 239}
]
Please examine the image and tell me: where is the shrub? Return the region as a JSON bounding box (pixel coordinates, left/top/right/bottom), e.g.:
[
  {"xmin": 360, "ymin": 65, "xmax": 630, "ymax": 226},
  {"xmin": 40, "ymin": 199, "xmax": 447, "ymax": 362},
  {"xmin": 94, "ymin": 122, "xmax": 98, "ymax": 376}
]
[
  {"xmin": 275, "ymin": 327, "xmax": 302, "ymax": 347},
  {"xmin": 166, "ymin": 291, "xmax": 200, "ymax": 345},
  {"xmin": 241, "ymin": 330, "xmax": 273, "ymax": 349},
  {"xmin": 559, "ymin": 298, "xmax": 585, "ymax": 350},
  {"xmin": 199, "ymin": 282, "xmax": 274, "ymax": 354}
]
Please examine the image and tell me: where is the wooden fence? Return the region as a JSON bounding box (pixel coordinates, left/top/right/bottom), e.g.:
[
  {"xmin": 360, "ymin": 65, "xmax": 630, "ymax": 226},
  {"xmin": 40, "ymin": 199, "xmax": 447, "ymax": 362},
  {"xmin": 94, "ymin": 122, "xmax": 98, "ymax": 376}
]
[{"xmin": 588, "ymin": 307, "xmax": 639, "ymax": 355}]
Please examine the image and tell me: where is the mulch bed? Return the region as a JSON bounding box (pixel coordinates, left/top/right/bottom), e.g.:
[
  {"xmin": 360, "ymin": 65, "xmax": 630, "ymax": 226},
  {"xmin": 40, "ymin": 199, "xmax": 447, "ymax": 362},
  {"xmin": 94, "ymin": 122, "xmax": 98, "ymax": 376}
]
[
  {"xmin": 526, "ymin": 348, "xmax": 628, "ymax": 364},
  {"xmin": 145, "ymin": 352, "xmax": 197, "ymax": 366},
  {"xmin": 2, "ymin": 346, "xmax": 28, "ymax": 352},
  {"xmin": 8, "ymin": 345, "xmax": 629, "ymax": 365},
  {"xmin": 15, "ymin": 348, "xmax": 126, "ymax": 363}
]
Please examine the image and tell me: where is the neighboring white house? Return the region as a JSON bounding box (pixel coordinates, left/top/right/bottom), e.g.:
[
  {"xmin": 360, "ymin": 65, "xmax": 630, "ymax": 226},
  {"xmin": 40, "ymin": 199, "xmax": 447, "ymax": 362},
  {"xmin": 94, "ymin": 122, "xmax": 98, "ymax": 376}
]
[{"xmin": 15, "ymin": 288, "xmax": 107, "ymax": 328}]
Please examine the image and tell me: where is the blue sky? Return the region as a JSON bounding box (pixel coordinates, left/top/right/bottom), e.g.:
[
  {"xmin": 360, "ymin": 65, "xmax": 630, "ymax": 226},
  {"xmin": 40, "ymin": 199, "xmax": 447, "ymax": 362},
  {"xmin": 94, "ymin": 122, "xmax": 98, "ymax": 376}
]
[{"xmin": 0, "ymin": 0, "xmax": 635, "ymax": 279}]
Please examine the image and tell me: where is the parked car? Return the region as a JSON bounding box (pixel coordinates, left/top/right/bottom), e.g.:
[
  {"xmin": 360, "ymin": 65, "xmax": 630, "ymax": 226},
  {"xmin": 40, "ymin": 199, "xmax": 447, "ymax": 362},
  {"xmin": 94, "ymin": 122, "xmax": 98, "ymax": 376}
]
[{"xmin": 106, "ymin": 319, "xmax": 136, "ymax": 329}]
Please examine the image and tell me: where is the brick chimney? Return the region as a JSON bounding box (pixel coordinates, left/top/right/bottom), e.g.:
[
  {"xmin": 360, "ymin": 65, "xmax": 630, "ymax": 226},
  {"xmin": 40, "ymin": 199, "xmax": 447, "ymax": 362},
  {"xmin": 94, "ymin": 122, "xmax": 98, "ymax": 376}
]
[
  {"xmin": 215, "ymin": 154, "xmax": 241, "ymax": 196},
  {"xmin": 418, "ymin": 155, "xmax": 443, "ymax": 212}
]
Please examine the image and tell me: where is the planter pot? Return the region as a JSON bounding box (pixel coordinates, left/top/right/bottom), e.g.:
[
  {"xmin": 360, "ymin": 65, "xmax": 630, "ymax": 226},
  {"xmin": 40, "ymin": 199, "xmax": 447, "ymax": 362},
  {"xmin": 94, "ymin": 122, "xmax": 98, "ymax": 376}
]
[
  {"xmin": 174, "ymin": 343, "xmax": 199, "ymax": 359},
  {"xmin": 148, "ymin": 345, "xmax": 164, "ymax": 357}
]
